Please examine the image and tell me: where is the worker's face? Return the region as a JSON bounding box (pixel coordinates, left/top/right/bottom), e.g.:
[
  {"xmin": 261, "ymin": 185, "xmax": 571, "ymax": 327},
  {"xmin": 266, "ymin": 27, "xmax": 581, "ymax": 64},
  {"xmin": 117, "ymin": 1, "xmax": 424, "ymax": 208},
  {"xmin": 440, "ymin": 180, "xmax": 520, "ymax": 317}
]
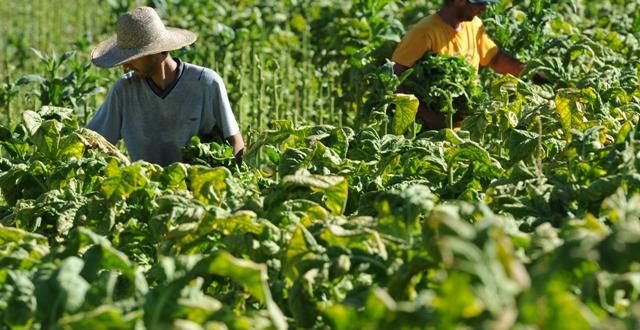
[
  {"xmin": 457, "ymin": 0, "xmax": 488, "ymax": 21},
  {"xmin": 122, "ymin": 54, "xmax": 161, "ymax": 78}
]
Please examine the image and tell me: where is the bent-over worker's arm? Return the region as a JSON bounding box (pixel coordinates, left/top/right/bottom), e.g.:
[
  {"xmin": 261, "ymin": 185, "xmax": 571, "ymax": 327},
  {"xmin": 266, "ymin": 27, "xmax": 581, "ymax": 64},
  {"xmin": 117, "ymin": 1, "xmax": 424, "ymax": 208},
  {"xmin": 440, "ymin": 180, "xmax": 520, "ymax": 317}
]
[
  {"xmin": 488, "ymin": 49, "xmax": 526, "ymax": 77},
  {"xmin": 227, "ymin": 132, "xmax": 245, "ymax": 163}
]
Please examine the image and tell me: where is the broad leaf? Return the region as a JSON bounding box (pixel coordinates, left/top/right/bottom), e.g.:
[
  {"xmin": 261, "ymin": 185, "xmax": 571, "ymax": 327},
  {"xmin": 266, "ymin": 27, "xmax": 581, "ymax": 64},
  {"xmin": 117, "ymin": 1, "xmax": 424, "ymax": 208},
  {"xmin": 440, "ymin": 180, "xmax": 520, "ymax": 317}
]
[{"xmin": 389, "ymin": 93, "xmax": 419, "ymax": 135}]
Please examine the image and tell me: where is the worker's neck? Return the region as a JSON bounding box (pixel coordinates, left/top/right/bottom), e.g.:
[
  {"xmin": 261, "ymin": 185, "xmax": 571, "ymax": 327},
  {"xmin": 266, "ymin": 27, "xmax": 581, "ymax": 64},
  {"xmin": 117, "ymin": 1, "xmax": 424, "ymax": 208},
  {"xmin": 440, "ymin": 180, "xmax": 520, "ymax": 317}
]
[
  {"xmin": 438, "ymin": 7, "xmax": 462, "ymax": 31},
  {"xmin": 150, "ymin": 55, "xmax": 178, "ymax": 91}
]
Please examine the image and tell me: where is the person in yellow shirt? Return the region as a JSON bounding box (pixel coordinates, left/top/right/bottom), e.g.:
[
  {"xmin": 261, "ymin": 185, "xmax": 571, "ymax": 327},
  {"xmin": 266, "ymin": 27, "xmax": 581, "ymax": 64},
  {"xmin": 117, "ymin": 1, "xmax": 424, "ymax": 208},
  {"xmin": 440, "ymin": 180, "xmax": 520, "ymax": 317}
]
[{"xmin": 392, "ymin": 0, "xmax": 527, "ymax": 130}]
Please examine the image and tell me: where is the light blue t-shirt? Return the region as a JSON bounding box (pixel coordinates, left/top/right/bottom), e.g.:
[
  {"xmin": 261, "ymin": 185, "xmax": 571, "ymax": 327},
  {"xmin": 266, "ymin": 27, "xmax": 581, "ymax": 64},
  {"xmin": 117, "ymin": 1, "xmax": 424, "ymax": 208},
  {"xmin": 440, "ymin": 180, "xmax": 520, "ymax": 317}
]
[{"xmin": 87, "ymin": 60, "xmax": 240, "ymax": 166}]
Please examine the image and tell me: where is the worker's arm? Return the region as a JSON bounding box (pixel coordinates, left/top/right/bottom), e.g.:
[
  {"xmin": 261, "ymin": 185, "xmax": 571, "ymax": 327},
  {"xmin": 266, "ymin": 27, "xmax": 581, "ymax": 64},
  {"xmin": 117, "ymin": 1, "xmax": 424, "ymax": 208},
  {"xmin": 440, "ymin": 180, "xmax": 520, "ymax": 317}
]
[
  {"xmin": 227, "ymin": 132, "xmax": 245, "ymax": 163},
  {"xmin": 488, "ymin": 49, "xmax": 526, "ymax": 77}
]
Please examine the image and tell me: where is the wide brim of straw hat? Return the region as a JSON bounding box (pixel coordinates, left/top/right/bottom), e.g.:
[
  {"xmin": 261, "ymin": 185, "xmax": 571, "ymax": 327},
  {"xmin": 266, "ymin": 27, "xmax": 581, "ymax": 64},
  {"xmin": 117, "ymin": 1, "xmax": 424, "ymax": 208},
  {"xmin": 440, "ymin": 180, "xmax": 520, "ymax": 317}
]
[{"xmin": 91, "ymin": 27, "xmax": 197, "ymax": 68}]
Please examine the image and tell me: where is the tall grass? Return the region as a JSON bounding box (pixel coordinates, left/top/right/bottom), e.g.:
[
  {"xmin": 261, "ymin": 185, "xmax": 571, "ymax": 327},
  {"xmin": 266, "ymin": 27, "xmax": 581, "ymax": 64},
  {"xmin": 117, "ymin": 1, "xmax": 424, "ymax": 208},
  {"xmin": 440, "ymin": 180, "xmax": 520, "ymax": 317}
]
[{"xmin": 0, "ymin": 1, "xmax": 112, "ymax": 125}]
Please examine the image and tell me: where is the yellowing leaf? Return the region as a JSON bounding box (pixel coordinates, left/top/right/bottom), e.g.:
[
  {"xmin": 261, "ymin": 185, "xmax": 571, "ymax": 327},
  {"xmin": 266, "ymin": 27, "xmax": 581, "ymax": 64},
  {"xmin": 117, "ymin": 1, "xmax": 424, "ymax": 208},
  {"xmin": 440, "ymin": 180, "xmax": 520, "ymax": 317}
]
[
  {"xmin": 389, "ymin": 93, "xmax": 419, "ymax": 135},
  {"xmin": 188, "ymin": 166, "xmax": 231, "ymax": 206},
  {"xmin": 101, "ymin": 161, "xmax": 151, "ymax": 200},
  {"xmin": 555, "ymin": 88, "xmax": 595, "ymax": 140},
  {"xmin": 555, "ymin": 92, "xmax": 573, "ymax": 137},
  {"xmin": 283, "ymin": 173, "xmax": 348, "ymax": 215}
]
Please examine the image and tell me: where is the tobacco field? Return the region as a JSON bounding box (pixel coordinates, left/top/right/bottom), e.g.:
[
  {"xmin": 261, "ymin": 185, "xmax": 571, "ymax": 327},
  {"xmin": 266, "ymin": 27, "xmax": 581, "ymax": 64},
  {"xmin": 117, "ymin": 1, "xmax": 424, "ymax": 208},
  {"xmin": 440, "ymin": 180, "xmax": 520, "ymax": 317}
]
[{"xmin": 1, "ymin": 0, "xmax": 640, "ymax": 329}]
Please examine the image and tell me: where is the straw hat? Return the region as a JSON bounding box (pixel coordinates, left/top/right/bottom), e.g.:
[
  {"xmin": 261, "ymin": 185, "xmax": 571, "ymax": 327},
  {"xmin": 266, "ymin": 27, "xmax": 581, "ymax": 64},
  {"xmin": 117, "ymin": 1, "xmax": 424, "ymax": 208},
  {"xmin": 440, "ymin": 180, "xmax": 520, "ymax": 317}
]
[{"xmin": 91, "ymin": 6, "xmax": 197, "ymax": 68}]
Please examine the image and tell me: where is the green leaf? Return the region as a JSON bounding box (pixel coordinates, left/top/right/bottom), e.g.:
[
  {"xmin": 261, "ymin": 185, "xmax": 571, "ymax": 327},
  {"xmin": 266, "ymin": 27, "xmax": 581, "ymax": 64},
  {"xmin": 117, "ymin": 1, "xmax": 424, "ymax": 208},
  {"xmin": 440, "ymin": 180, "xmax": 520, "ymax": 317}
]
[
  {"xmin": 324, "ymin": 127, "xmax": 351, "ymax": 159},
  {"xmin": 22, "ymin": 111, "xmax": 43, "ymax": 136},
  {"xmin": 387, "ymin": 257, "xmax": 434, "ymax": 300},
  {"xmin": 156, "ymin": 162, "xmax": 189, "ymax": 190},
  {"xmin": 446, "ymin": 142, "xmax": 502, "ymax": 184},
  {"xmin": 447, "ymin": 142, "xmax": 494, "ymax": 166},
  {"xmin": 198, "ymin": 251, "xmax": 265, "ymax": 300},
  {"xmin": 375, "ymin": 184, "xmax": 436, "ymax": 240},
  {"xmin": 2, "ymin": 271, "xmax": 37, "ymax": 327},
  {"xmin": 164, "ymin": 211, "xmax": 277, "ymax": 255},
  {"xmin": 321, "ymin": 225, "xmax": 387, "ymax": 259},
  {"xmin": 57, "ymin": 306, "xmax": 139, "ymax": 330},
  {"xmin": 323, "ymin": 304, "xmax": 358, "ymax": 330},
  {"xmin": 31, "ymin": 120, "xmax": 85, "ymax": 161},
  {"xmin": 554, "ymin": 88, "xmax": 594, "ymax": 140},
  {"xmin": 32, "ymin": 120, "xmax": 63, "ymax": 159},
  {"xmin": 35, "ymin": 257, "xmax": 89, "ymax": 324},
  {"xmin": 188, "ymin": 166, "xmax": 231, "ymax": 206},
  {"xmin": 288, "ymin": 269, "xmax": 320, "ymax": 328},
  {"xmin": 507, "ymin": 129, "xmax": 539, "ymax": 165},
  {"xmin": 16, "ymin": 74, "xmax": 46, "ymax": 86},
  {"xmin": 39, "ymin": 106, "xmax": 75, "ymax": 123},
  {"xmin": 441, "ymin": 128, "xmax": 465, "ymax": 145},
  {"xmin": 365, "ymin": 288, "xmax": 396, "ymax": 320},
  {"xmin": 59, "ymin": 51, "xmax": 76, "ymax": 66},
  {"xmin": 200, "ymin": 210, "xmax": 265, "ymax": 236},
  {"xmin": 0, "ymin": 126, "xmax": 12, "ymax": 141},
  {"xmin": 389, "ymin": 93, "xmax": 419, "ymax": 135},
  {"xmin": 30, "ymin": 48, "xmax": 46, "ymax": 61},
  {"xmin": 583, "ymin": 174, "xmax": 623, "ymax": 204},
  {"xmin": 267, "ymin": 199, "xmax": 330, "ymax": 227},
  {"xmin": 100, "ymin": 161, "xmax": 151, "ymax": 200},
  {"xmin": 0, "ymin": 225, "xmax": 48, "ymax": 246},
  {"xmin": 196, "ymin": 252, "xmax": 287, "ymax": 330},
  {"xmin": 520, "ymin": 278, "xmax": 592, "ymax": 329},
  {"xmin": 283, "ymin": 173, "xmax": 348, "ymax": 215},
  {"xmin": 278, "ymin": 147, "xmax": 309, "ymax": 176},
  {"xmin": 80, "ymin": 243, "xmax": 135, "ymax": 282},
  {"xmin": 432, "ymin": 272, "xmax": 484, "ymax": 323},
  {"xmin": 423, "ymin": 205, "xmax": 475, "ymax": 262},
  {"xmin": 614, "ymin": 121, "xmax": 633, "ymax": 145},
  {"xmin": 284, "ymin": 225, "xmax": 322, "ymax": 282}
]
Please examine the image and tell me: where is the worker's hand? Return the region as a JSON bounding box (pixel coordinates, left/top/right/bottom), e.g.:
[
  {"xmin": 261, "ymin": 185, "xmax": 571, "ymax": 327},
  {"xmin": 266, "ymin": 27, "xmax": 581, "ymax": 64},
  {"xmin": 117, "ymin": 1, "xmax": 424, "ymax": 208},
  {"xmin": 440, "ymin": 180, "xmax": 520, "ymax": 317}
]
[{"xmin": 234, "ymin": 148, "xmax": 244, "ymax": 165}]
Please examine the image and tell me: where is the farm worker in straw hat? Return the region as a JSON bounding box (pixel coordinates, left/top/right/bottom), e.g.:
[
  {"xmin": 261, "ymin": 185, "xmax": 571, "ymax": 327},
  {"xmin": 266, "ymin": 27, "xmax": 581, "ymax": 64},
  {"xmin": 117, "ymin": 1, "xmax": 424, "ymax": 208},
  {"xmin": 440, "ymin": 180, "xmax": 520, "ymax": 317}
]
[
  {"xmin": 392, "ymin": 0, "xmax": 545, "ymax": 130},
  {"xmin": 87, "ymin": 6, "xmax": 244, "ymax": 166}
]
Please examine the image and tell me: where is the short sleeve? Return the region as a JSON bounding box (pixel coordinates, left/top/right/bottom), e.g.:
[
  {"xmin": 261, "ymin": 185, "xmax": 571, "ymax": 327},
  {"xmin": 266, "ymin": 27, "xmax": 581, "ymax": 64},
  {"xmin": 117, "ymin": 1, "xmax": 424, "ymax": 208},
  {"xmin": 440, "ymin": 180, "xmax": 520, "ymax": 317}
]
[
  {"xmin": 477, "ymin": 21, "xmax": 499, "ymax": 67},
  {"xmin": 210, "ymin": 73, "xmax": 240, "ymax": 138},
  {"xmin": 392, "ymin": 26, "xmax": 432, "ymax": 67},
  {"xmin": 86, "ymin": 84, "xmax": 122, "ymax": 145}
]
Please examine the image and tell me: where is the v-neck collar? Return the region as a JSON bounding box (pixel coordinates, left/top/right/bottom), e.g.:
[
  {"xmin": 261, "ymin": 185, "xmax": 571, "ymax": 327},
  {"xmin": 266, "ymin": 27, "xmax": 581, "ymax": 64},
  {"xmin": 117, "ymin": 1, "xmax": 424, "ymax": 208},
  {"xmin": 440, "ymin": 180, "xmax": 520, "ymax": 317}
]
[
  {"xmin": 435, "ymin": 13, "xmax": 462, "ymax": 36},
  {"xmin": 146, "ymin": 58, "xmax": 185, "ymax": 99}
]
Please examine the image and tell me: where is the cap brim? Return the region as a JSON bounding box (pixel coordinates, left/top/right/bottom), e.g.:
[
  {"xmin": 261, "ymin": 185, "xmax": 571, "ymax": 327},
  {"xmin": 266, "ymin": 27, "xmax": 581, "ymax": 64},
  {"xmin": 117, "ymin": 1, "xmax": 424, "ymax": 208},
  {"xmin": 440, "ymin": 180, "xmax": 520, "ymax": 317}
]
[{"xmin": 91, "ymin": 28, "xmax": 197, "ymax": 68}]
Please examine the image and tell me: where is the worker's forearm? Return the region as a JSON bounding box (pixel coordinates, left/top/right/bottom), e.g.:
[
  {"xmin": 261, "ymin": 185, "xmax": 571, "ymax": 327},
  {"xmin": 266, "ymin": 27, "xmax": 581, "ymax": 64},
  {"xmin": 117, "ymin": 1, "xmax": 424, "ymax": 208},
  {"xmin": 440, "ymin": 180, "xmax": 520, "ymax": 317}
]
[
  {"xmin": 227, "ymin": 133, "xmax": 245, "ymax": 161},
  {"xmin": 416, "ymin": 105, "xmax": 448, "ymax": 130},
  {"xmin": 489, "ymin": 50, "xmax": 525, "ymax": 77}
]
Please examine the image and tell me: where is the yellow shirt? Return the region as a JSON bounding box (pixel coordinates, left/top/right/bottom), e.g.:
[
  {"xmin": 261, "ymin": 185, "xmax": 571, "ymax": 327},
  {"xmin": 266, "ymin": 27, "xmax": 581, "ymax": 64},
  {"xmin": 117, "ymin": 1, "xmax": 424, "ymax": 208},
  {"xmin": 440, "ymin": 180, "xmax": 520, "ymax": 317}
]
[{"xmin": 392, "ymin": 14, "xmax": 499, "ymax": 70}]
